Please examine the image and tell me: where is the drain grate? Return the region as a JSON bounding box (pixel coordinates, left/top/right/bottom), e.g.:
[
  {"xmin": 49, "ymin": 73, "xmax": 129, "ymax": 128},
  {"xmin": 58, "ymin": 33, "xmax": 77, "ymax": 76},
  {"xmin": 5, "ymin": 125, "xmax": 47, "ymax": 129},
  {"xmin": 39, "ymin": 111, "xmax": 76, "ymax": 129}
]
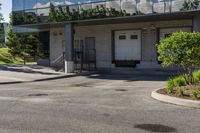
[
  {"xmin": 134, "ymin": 124, "xmax": 176, "ymax": 132},
  {"xmin": 115, "ymin": 89, "xmax": 128, "ymax": 92},
  {"xmin": 28, "ymin": 94, "xmax": 48, "ymax": 97}
]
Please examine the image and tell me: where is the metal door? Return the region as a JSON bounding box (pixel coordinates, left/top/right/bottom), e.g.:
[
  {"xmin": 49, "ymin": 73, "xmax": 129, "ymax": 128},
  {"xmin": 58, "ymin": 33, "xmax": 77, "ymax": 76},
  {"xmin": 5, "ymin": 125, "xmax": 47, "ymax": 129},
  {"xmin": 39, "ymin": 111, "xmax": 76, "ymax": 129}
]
[
  {"xmin": 73, "ymin": 37, "xmax": 96, "ymax": 72},
  {"xmin": 115, "ymin": 30, "xmax": 141, "ymax": 61},
  {"xmin": 84, "ymin": 37, "xmax": 96, "ymax": 70}
]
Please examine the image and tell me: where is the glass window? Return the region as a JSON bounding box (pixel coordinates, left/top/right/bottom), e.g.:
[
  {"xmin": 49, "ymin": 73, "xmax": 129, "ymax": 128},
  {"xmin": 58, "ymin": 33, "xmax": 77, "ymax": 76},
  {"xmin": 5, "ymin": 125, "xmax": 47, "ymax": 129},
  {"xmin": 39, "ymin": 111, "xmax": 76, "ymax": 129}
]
[
  {"xmin": 70, "ymin": 0, "xmax": 92, "ymax": 4},
  {"xmin": 37, "ymin": 8, "xmax": 49, "ymax": 23},
  {"xmin": 13, "ymin": 0, "xmax": 24, "ymax": 11},
  {"xmin": 65, "ymin": 0, "xmax": 74, "ymax": 5},
  {"xmin": 130, "ymin": 35, "xmax": 138, "ymax": 39},
  {"xmin": 51, "ymin": 0, "xmax": 65, "ymax": 6},
  {"xmin": 119, "ymin": 35, "xmax": 126, "ymax": 40},
  {"xmin": 12, "ymin": 11, "xmax": 24, "ymax": 25},
  {"xmin": 35, "ymin": 0, "xmax": 50, "ymax": 8},
  {"xmin": 24, "ymin": 0, "xmax": 37, "ymax": 9},
  {"xmin": 24, "ymin": 10, "xmax": 38, "ymax": 24}
]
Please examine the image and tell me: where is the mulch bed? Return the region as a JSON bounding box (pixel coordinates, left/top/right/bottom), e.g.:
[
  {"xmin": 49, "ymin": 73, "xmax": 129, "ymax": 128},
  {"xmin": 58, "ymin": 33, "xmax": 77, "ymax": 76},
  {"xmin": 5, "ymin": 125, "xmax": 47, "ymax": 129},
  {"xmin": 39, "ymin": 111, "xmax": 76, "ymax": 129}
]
[{"xmin": 157, "ymin": 83, "xmax": 200, "ymax": 100}]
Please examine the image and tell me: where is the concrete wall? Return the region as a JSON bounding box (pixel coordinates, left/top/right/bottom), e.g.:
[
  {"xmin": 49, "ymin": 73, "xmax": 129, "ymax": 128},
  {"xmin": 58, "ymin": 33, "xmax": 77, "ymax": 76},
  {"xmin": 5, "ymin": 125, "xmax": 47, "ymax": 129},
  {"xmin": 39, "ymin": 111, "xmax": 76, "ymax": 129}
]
[
  {"xmin": 74, "ymin": 25, "xmax": 113, "ymax": 68},
  {"xmin": 140, "ymin": 28, "xmax": 158, "ymax": 68},
  {"xmin": 193, "ymin": 15, "xmax": 200, "ymax": 32},
  {"xmin": 49, "ymin": 27, "xmax": 64, "ymax": 67},
  {"xmin": 74, "ymin": 19, "xmax": 192, "ymax": 69},
  {"xmin": 49, "ymin": 19, "xmax": 192, "ymax": 69}
]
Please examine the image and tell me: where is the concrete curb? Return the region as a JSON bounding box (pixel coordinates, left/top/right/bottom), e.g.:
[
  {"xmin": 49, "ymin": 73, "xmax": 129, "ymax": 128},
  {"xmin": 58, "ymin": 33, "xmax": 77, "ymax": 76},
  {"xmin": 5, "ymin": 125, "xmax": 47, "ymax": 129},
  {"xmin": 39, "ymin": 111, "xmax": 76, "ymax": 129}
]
[{"xmin": 151, "ymin": 89, "xmax": 200, "ymax": 108}]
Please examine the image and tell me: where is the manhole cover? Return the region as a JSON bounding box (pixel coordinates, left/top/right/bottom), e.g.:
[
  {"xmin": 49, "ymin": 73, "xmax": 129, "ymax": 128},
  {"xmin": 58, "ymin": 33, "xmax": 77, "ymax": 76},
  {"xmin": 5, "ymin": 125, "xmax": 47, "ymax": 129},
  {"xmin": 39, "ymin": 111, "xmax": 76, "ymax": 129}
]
[
  {"xmin": 28, "ymin": 94, "xmax": 48, "ymax": 97},
  {"xmin": 115, "ymin": 89, "xmax": 128, "ymax": 92},
  {"xmin": 134, "ymin": 124, "xmax": 176, "ymax": 132}
]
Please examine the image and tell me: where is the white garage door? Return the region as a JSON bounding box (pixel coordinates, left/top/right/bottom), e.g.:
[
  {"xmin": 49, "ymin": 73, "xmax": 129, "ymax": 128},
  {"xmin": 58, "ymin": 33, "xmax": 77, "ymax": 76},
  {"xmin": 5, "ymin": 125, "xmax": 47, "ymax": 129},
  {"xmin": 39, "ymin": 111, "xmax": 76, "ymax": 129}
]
[
  {"xmin": 115, "ymin": 30, "xmax": 141, "ymax": 60},
  {"xmin": 159, "ymin": 27, "xmax": 191, "ymax": 39}
]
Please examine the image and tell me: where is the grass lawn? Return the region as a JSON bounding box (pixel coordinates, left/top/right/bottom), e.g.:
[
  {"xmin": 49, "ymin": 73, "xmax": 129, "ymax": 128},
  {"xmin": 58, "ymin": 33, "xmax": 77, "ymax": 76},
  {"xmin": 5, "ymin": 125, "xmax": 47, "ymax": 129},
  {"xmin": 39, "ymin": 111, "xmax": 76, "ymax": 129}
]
[{"xmin": 0, "ymin": 48, "xmax": 25, "ymax": 64}]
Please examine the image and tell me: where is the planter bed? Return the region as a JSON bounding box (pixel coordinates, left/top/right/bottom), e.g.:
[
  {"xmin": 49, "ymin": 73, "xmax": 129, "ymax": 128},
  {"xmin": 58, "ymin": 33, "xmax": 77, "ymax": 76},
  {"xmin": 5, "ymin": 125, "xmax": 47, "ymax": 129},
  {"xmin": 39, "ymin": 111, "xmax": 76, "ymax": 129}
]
[
  {"xmin": 157, "ymin": 84, "xmax": 200, "ymax": 101},
  {"xmin": 151, "ymin": 86, "xmax": 200, "ymax": 108}
]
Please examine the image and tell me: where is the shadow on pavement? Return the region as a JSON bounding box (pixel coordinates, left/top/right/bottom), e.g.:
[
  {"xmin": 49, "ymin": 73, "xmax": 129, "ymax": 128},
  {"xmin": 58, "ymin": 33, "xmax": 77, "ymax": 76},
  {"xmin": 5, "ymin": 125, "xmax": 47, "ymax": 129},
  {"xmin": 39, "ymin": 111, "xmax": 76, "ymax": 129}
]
[
  {"xmin": 86, "ymin": 73, "xmax": 170, "ymax": 81},
  {"xmin": 0, "ymin": 64, "xmax": 60, "ymax": 75},
  {"xmin": 0, "ymin": 72, "xmax": 170, "ymax": 85},
  {"xmin": 134, "ymin": 124, "xmax": 177, "ymax": 132},
  {"xmin": 0, "ymin": 74, "xmax": 79, "ymax": 85}
]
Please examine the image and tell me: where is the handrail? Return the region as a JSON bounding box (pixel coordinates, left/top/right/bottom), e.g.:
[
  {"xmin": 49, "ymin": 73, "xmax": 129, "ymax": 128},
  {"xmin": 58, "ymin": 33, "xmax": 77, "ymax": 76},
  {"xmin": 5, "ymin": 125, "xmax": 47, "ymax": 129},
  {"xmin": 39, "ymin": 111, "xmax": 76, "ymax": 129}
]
[{"xmin": 51, "ymin": 52, "xmax": 65, "ymax": 66}]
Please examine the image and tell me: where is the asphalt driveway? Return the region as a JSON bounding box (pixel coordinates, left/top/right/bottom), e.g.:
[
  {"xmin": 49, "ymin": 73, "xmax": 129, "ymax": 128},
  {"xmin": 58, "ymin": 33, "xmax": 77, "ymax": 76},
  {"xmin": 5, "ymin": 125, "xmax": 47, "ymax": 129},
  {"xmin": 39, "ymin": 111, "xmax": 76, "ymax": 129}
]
[{"xmin": 0, "ymin": 70, "xmax": 199, "ymax": 133}]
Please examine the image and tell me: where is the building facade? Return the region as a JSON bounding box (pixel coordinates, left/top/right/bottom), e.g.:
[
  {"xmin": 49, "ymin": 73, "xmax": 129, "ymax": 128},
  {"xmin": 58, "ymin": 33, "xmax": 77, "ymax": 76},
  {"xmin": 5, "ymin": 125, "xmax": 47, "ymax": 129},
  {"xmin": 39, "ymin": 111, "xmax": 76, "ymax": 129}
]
[{"xmin": 12, "ymin": 0, "xmax": 200, "ymax": 73}]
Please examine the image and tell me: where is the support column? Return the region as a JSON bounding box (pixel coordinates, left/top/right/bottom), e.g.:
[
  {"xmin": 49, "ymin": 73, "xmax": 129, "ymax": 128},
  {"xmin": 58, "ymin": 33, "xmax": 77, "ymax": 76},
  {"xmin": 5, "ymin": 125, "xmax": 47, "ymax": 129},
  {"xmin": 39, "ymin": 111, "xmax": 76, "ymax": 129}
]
[
  {"xmin": 193, "ymin": 14, "xmax": 200, "ymax": 32},
  {"xmin": 64, "ymin": 23, "xmax": 74, "ymax": 73}
]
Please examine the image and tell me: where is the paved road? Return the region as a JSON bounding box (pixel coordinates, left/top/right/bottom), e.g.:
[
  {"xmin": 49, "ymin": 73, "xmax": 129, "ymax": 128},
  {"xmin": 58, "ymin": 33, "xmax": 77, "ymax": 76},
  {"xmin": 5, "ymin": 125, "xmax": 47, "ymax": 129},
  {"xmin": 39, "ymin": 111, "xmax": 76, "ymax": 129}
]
[{"xmin": 0, "ymin": 72, "xmax": 199, "ymax": 133}]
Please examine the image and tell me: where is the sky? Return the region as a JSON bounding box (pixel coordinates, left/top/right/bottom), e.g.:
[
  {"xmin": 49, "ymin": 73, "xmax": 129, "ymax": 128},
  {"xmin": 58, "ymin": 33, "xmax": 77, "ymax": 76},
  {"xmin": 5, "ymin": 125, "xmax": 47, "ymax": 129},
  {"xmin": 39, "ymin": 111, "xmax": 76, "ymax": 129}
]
[{"xmin": 0, "ymin": 0, "xmax": 12, "ymax": 22}]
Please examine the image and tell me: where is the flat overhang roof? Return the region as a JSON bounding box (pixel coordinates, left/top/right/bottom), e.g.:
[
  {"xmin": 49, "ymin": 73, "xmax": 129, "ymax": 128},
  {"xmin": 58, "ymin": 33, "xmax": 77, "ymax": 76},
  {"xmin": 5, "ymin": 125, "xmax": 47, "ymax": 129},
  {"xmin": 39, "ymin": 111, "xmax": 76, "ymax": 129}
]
[{"xmin": 16, "ymin": 10, "xmax": 200, "ymax": 30}]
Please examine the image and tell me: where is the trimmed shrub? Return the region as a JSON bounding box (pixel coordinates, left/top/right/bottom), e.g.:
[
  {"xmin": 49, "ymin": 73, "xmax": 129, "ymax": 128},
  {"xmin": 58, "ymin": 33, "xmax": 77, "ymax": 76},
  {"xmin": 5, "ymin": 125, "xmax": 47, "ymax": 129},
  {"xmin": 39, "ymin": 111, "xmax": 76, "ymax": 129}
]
[
  {"xmin": 193, "ymin": 70, "xmax": 200, "ymax": 83},
  {"xmin": 157, "ymin": 32, "xmax": 200, "ymax": 84},
  {"xmin": 166, "ymin": 79, "xmax": 175, "ymax": 94},
  {"xmin": 191, "ymin": 87, "xmax": 200, "ymax": 100},
  {"xmin": 173, "ymin": 76, "xmax": 187, "ymax": 87},
  {"xmin": 166, "ymin": 76, "xmax": 186, "ymax": 94}
]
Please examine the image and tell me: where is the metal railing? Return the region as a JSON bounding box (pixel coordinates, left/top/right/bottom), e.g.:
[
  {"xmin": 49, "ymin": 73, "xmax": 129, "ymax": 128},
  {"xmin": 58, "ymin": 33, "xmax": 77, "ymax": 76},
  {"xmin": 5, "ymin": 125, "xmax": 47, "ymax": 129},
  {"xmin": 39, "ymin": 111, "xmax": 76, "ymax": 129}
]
[
  {"xmin": 12, "ymin": 0, "xmax": 200, "ymax": 25},
  {"xmin": 51, "ymin": 52, "xmax": 65, "ymax": 67}
]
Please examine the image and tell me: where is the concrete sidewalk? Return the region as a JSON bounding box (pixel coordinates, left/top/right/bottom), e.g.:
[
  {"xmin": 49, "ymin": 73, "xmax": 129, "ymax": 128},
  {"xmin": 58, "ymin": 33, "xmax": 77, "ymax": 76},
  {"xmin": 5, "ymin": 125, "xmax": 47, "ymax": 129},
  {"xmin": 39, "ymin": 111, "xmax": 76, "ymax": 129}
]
[{"xmin": 0, "ymin": 64, "xmax": 64, "ymax": 83}]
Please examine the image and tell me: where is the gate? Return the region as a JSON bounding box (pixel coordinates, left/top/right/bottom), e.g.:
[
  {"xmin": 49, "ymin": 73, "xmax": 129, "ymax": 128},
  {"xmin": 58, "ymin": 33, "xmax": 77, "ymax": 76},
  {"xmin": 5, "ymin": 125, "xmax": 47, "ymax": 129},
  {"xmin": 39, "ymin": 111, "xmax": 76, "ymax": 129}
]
[{"xmin": 74, "ymin": 37, "xmax": 96, "ymax": 72}]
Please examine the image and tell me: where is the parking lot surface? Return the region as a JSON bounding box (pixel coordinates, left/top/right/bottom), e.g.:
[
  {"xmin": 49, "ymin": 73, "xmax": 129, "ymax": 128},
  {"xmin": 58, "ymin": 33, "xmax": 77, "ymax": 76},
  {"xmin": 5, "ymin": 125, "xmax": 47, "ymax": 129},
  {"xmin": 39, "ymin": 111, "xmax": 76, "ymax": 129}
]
[{"xmin": 0, "ymin": 68, "xmax": 199, "ymax": 133}]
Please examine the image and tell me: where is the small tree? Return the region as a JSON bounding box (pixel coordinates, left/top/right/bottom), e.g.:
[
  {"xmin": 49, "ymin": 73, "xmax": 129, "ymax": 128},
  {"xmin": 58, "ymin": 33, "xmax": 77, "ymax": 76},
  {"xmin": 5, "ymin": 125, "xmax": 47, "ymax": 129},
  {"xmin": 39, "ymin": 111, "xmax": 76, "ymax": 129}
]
[
  {"xmin": 181, "ymin": 0, "xmax": 200, "ymax": 11},
  {"xmin": 19, "ymin": 34, "xmax": 42, "ymax": 59},
  {"xmin": 157, "ymin": 32, "xmax": 200, "ymax": 84},
  {"xmin": 5, "ymin": 15, "xmax": 22, "ymax": 57},
  {"xmin": 0, "ymin": 3, "xmax": 4, "ymax": 22},
  {"xmin": 0, "ymin": 3, "xmax": 4, "ymax": 45},
  {"xmin": 6, "ymin": 14, "xmax": 43, "ymax": 59}
]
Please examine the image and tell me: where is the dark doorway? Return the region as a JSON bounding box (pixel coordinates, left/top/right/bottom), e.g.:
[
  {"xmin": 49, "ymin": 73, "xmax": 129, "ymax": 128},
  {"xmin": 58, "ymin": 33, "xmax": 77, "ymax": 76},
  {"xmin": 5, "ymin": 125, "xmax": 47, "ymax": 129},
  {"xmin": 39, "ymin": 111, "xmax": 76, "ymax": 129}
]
[
  {"xmin": 85, "ymin": 37, "xmax": 96, "ymax": 66},
  {"xmin": 39, "ymin": 31, "xmax": 50, "ymax": 58}
]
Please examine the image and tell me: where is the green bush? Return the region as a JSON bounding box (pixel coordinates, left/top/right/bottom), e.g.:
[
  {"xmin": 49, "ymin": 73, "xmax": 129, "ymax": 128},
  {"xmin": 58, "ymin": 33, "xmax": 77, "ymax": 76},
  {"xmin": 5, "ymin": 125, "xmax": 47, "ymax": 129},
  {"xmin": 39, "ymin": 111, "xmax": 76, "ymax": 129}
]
[
  {"xmin": 157, "ymin": 32, "xmax": 200, "ymax": 84},
  {"xmin": 191, "ymin": 87, "xmax": 200, "ymax": 99},
  {"xmin": 173, "ymin": 76, "xmax": 187, "ymax": 87},
  {"xmin": 0, "ymin": 48, "xmax": 23, "ymax": 64},
  {"xmin": 193, "ymin": 70, "xmax": 200, "ymax": 83},
  {"xmin": 166, "ymin": 79, "xmax": 175, "ymax": 94},
  {"xmin": 166, "ymin": 76, "xmax": 186, "ymax": 94}
]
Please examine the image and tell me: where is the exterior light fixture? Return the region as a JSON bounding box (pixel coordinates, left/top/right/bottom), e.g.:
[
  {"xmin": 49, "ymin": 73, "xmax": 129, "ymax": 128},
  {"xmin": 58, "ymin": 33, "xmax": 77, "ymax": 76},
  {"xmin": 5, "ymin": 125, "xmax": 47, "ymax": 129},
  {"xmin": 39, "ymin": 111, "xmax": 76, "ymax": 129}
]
[
  {"xmin": 142, "ymin": 28, "xmax": 148, "ymax": 34},
  {"xmin": 150, "ymin": 24, "xmax": 156, "ymax": 33},
  {"xmin": 59, "ymin": 31, "xmax": 63, "ymax": 36},
  {"xmin": 150, "ymin": 24, "xmax": 156, "ymax": 30},
  {"xmin": 53, "ymin": 32, "xmax": 57, "ymax": 36}
]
